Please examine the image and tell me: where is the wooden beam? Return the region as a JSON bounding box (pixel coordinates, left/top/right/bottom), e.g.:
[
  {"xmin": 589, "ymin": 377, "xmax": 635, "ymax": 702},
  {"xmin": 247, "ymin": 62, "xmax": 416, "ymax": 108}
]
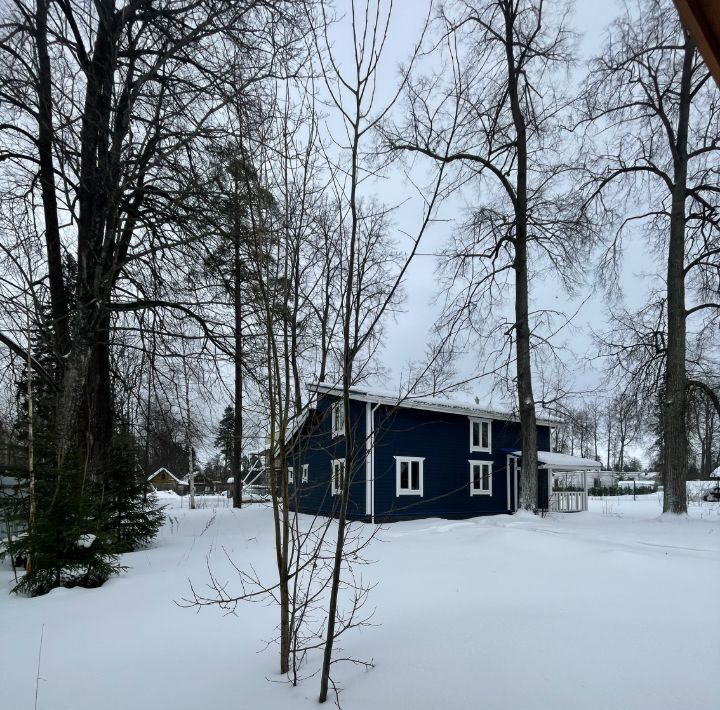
[{"xmin": 674, "ymin": 0, "xmax": 720, "ymax": 87}]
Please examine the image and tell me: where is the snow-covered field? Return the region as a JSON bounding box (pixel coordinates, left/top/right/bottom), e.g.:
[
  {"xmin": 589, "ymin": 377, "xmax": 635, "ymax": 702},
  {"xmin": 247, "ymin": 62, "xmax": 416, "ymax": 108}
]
[{"xmin": 2, "ymin": 492, "xmax": 718, "ymax": 710}]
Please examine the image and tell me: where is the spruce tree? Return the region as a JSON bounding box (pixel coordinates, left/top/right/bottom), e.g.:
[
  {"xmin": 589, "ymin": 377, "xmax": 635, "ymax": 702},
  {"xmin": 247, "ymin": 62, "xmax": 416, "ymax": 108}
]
[
  {"xmin": 214, "ymin": 405, "xmax": 235, "ymax": 472},
  {"xmin": 9, "ymin": 309, "xmax": 164, "ymax": 596}
]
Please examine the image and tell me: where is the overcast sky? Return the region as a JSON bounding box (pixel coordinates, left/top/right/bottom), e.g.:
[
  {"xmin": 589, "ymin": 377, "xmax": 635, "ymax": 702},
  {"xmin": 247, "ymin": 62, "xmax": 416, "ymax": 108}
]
[{"xmin": 326, "ymin": 0, "xmax": 661, "ymax": 408}]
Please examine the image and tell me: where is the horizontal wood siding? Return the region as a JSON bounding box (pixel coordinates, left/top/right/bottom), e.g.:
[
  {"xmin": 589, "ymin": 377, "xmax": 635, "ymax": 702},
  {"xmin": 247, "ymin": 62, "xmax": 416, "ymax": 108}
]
[
  {"xmin": 287, "ymin": 394, "xmax": 368, "ymax": 521},
  {"xmin": 372, "ymin": 406, "xmax": 551, "ymax": 522},
  {"xmin": 287, "ymin": 393, "xmax": 552, "ymax": 523},
  {"xmin": 151, "ymin": 471, "xmax": 180, "ymax": 492}
]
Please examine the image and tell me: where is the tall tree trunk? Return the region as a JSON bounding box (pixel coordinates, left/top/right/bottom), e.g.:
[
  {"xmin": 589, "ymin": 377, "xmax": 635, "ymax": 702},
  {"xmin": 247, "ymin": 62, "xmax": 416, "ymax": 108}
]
[
  {"xmin": 504, "ymin": 2, "xmax": 538, "ymax": 511},
  {"xmin": 699, "ymin": 400, "xmax": 713, "ymax": 478},
  {"xmin": 663, "ymin": 34, "xmax": 693, "ymax": 514},
  {"xmin": 26, "ymin": 316, "xmax": 35, "ymax": 574},
  {"xmin": 232, "ymin": 212, "xmax": 243, "ymax": 509},
  {"xmin": 51, "ymin": 0, "xmax": 119, "ymax": 473},
  {"xmin": 606, "ymin": 416, "xmax": 613, "ymax": 470},
  {"xmin": 183, "ymin": 357, "xmax": 195, "ymax": 510},
  {"xmin": 143, "ymin": 342, "xmax": 154, "ymax": 501},
  {"xmin": 85, "ymin": 313, "xmax": 114, "ymax": 483},
  {"xmin": 35, "ymin": 0, "xmax": 70, "ymax": 360},
  {"xmin": 593, "ymin": 411, "xmax": 599, "ymax": 461},
  {"xmin": 53, "ymin": 318, "xmax": 94, "ymax": 469}
]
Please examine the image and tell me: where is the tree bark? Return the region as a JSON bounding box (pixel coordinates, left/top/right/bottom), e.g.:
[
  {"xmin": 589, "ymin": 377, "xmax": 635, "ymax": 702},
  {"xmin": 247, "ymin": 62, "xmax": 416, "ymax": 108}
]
[
  {"xmin": 232, "ymin": 184, "xmax": 243, "ymax": 509},
  {"xmin": 26, "ymin": 317, "xmax": 35, "ymax": 573},
  {"xmin": 504, "ymin": 1, "xmax": 538, "ymax": 511},
  {"xmin": 35, "ymin": 0, "xmax": 70, "ymax": 360},
  {"xmin": 319, "ymin": 58, "xmax": 362, "ymax": 703},
  {"xmin": 663, "ymin": 33, "xmax": 693, "ymax": 514}
]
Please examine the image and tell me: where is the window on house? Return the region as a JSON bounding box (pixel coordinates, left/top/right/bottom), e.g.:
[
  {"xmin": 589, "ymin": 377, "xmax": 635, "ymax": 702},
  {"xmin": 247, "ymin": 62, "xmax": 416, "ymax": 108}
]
[
  {"xmin": 302, "ymin": 464, "xmax": 309, "ymax": 483},
  {"xmin": 470, "ymin": 461, "xmax": 492, "ymax": 495},
  {"xmin": 288, "ymin": 466, "xmax": 294, "ymax": 484},
  {"xmin": 394, "ymin": 456, "xmax": 424, "ymax": 496},
  {"xmin": 331, "ymin": 401, "xmax": 345, "ymax": 438},
  {"xmin": 470, "ymin": 419, "xmax": 491, "ymax": 453},
  {"xmin": 331, "ymin": 459, "xmax": 345, "ymax": 495}
]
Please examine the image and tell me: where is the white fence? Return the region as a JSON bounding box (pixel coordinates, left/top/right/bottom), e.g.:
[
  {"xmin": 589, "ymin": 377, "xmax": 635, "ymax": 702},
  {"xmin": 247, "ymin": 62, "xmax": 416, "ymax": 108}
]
[{"xmin": 549, "ymin": 490, "xmax": 587, "ymax": 512}]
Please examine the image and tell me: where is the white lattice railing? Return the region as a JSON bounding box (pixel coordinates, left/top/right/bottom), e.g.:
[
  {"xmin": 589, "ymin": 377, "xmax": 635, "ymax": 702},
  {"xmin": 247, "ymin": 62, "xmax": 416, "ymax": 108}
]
[{"xmin": 550, "ymin": 490, "xmax": 587, "ymax": 512}]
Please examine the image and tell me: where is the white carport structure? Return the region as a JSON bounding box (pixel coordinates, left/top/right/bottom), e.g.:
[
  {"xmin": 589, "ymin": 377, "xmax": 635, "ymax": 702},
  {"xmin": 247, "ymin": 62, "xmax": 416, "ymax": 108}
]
[{"xmin": 511, "ymin": 450, "xmax": 603, "ymax": 512}]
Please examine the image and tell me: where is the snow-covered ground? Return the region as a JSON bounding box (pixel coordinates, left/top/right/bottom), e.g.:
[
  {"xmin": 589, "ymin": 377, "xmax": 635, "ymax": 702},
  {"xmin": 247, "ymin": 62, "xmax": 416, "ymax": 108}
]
[{"xmin": 1, "ymin": 492, "xmax": 718, "ymax": 710}]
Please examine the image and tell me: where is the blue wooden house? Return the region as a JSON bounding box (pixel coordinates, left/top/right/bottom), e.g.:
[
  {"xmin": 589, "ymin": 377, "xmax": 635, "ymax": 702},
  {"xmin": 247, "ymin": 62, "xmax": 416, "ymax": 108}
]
[{"xmin": 285, "ymin": 383, "xmax": 599, "ymax": 523}]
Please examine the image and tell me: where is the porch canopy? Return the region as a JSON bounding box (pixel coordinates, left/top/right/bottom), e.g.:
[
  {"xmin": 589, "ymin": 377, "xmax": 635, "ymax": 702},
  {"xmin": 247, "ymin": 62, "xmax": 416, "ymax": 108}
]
[
  {"xmin": 509, "ymin": 451, "xmax": 602, "ymax": 471},
  {"xmin": 507, "ymin": 451, "xmax": 601, "ymax": 511}
]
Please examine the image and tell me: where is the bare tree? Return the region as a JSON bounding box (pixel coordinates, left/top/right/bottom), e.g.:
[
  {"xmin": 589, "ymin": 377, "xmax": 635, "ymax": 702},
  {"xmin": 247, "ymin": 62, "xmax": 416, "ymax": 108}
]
[
  {"xmin": 386, "ymin": 0, "xmax": 587, "ymax": 510},
  {"xmin": 580, "ymin": 0, "xmax": 720, "ymax": 512},
  {"xmin": 305, "ymin": 0, "xmax": 465, "ymax": 700},
  {"xmin": 0, "ymin": 0, "xmax": 294, "ymax": 494},
  {"xmin": 185, "ymin": 32, "xmax": 352, "ymax": 677},
  {"xmin": 0, "ymin": 0, "xmax": 306, "ymax": 590},
  {"xmin": 690, "ymin": 387, "xmax": 719, "ymax": 478}
]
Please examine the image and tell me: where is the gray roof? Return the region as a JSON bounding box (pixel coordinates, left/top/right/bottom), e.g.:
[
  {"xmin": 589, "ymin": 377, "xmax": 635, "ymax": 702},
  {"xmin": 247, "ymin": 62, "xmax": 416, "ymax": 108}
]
[
  {"xmin": 511, "ymin": 450, "xmax": 602, "ymax": 470},
  {"xmin": 310, "ymin": 382, "xmax": 562, "ymax": 426}
]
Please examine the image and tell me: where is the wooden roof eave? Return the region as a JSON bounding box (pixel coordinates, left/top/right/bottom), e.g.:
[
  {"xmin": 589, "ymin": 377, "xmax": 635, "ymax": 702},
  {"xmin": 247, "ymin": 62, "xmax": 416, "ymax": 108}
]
[{"xmin": 674, "ymin": 0, "xmax": 720, "ymax": 87}]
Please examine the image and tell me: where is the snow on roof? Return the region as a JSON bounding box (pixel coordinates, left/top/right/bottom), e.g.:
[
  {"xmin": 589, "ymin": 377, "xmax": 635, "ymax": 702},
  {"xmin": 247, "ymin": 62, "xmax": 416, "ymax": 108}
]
[
  {"xmin": 286, "ymin": 410, "xmax": 310, "ymax": 441},
  {"xmin": 311, "ymin": 382, "xmax": 562, "ymax": 426},
  {"xmin": 147, "ymin": 467, "xmax": 188, "ymax": 485},
  {"xmin": 711, "ymin": 466, "xmax": 720, "ymax": 478},
  {"xmin": 511, "ymin": 450, "xmax": 603, "ymax": 470}
]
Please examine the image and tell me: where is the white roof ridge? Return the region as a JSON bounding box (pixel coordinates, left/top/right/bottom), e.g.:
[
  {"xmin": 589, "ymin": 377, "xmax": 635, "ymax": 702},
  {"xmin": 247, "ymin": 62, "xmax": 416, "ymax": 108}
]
[
  {"xmin": 147, "ymin": 467, "xmax": 188, "ymax": 485},
  {"xmin": 309, "ymin": 381, "xmax": 562, "ymax": 425}
]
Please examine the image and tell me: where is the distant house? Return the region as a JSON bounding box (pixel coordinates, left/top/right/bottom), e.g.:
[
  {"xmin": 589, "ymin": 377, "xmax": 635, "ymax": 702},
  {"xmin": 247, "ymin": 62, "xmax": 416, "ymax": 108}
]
[
  {"xmin": 558, "ymin": 470, "xmax": 658, "ymax": 491},
  {"xmin": 285, "ymin": 383, "xmax": 601, "ymax": 523},
  {"xmin": 189, "ymin": 471, "xmax": 210, "ymax": 494},
  {"xmin": 621, "ymin": 471, "xmax": 658, "ymax": 481},
  {"xmin": 147, "ymin": 467, "xmax": 188, "ymax": 494},
  {"xmin": 559, "ymin": 470, "xmax": 616, "ymax": 490}
]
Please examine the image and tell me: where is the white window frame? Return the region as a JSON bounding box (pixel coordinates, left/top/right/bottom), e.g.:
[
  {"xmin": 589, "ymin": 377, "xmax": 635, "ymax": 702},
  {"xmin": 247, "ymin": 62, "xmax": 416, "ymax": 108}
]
[
  {"xmin": 288, "ymin": 466, "xmax": 294, "ymax": 484},
  {"xmin": 301, "ymin": 463, "xmax": 309, "ymax": 483},
  {"xmin": 394, "ymin": 456, "xmax": 424, "ymax": 497},
  {"xmin": 469, "ymin": 460, "xmax": 492, "ymax": 496},
  {"xmin": 469, "ymin": 418, "xmax": 492, "ymax": 453},
  {"xmin": 331, "ymin": 401, "xmax": 345, "ymax": 438},
  {"xmin": 331, "ymin": 458, "xmax": 345, "ymax": 495},
  {"xmin": 506, "ymin": 455, "xmax": 520, "ymax": 511}
]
